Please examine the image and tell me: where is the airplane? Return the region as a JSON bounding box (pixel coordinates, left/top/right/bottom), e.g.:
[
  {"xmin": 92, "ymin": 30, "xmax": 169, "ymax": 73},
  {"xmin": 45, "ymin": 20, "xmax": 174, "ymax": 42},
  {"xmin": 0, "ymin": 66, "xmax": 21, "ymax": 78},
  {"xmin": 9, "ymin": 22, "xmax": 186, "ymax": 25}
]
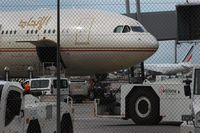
[
  {"xmin": 0, "ymin": 9, "xmax": 158, "ymax": 78},
  {"xmin": 144, "ymin": 45, "xmax": 194, "ymax": 76}
]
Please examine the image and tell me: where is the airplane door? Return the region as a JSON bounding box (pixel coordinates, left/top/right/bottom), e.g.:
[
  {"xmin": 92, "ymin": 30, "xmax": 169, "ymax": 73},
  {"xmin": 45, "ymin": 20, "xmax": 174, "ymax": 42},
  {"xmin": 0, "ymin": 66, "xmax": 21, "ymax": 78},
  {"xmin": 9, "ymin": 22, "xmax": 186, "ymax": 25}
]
[{"xmin": 76, "ymin": 18, "xmax": 93, "ymax": 45}]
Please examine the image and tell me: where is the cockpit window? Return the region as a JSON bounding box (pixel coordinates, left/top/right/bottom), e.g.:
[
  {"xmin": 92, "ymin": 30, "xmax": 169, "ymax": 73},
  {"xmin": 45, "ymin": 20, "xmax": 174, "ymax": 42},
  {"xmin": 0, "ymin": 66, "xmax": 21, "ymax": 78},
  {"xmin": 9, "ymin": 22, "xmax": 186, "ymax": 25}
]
[
  {"xmin": 131, "ymin": 26, "xmax": 145, "ymax": 32},
  {"xmin": 113, "ymin": 25, "xmax": 123, "ymax": 33},
  {"xmin": 122, "ymin": 25, "xmax": 131, "ymax": 33}
]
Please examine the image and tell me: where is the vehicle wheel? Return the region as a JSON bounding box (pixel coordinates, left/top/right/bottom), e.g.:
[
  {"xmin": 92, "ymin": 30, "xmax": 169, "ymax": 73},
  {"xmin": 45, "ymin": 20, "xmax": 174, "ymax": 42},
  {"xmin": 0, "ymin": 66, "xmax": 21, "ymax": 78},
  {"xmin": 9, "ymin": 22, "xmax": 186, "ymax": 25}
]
[
  {"xmin": 61, "ymin": 113, "xmax": 73, "ymax": 133},
  {"xmin": 27, "ymin": 119, "xmax": 41, "ymax": 133},
  {"xmin": 128, "ymin": 88, "xmax": 160, "ymax": 125}
]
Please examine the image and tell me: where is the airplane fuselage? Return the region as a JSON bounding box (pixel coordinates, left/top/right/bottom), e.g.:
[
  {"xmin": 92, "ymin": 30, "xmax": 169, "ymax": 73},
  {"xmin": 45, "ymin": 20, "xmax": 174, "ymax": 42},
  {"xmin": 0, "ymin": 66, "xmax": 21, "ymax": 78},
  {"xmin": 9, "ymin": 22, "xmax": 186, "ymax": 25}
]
[
  {"xmin": 144, "ymin": 63, "xmax": 192, "ymax": 75},
  {"xmin": 0, "ymin": 9, "xmax": 158, "ymax": 77}
]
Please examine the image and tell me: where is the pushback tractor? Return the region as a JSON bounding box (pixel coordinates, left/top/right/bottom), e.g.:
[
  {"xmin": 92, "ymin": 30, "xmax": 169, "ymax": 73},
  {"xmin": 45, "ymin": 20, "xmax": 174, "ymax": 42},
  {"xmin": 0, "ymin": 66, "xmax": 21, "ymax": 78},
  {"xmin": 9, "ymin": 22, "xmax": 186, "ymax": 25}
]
[{"xmin": 94, "ymin": 68, "xmax": 200, "ymax": 125}]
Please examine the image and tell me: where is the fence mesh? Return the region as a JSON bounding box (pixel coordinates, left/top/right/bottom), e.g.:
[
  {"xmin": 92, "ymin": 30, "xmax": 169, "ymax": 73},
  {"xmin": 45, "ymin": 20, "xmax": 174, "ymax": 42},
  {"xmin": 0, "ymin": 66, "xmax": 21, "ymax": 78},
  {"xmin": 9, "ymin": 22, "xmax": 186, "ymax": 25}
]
[{"xmin": 0, "ymin": 0, "xmax": 200, "ymax": 133}]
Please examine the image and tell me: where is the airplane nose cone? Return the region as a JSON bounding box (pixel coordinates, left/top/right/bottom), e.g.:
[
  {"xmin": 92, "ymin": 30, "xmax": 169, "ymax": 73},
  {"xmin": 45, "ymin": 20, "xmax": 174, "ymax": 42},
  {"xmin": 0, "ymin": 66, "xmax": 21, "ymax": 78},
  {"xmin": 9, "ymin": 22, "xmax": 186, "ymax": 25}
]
[
  {"xmin": 139, "ymin": 34, "xmax": 158, "ymax": 56},
  {"xmin": 137, "ymin": 33, "xmax": 159, "ymax": 52},
  {"xmin": 154, "ymin": 38, "xmax": 159, "ymax": 49},
  {"xmin": 148, "ymin": 34, "xmax": 159, "ymax": 50}
]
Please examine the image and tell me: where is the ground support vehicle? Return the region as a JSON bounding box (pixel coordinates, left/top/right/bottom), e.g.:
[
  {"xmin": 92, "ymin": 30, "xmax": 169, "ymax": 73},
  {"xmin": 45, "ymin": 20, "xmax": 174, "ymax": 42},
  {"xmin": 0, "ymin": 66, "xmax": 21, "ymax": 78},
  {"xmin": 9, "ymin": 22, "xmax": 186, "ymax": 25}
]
[
  {"xmin": 94, "ymin": 76, "xmax": 193, "ymax": 125},
  {"xmin": 69, "ymin": 79, "xmax": 89, "ymax": 103},
  {"xmin": 180, "ymin": 122, "xmax": 200, "ymax": 133},
  {"xmin": 23, "ymin": 77, "xmax": 69, "ymax": 101},
  {"xmin": 180, "ymin": 68, "xmax": 200, "ymax": 133},
  {"xmin": 0, "ymin": 81, "xmax": 73, "ymax": 133}
]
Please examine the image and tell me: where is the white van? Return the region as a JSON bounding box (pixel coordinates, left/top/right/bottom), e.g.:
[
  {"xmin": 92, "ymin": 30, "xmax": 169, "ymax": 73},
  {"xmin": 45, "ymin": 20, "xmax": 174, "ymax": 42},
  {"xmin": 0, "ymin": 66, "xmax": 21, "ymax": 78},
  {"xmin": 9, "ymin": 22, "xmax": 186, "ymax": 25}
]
[{"xmin": 23, "ymin": 77, "xmax": 69, "ymax": 100}]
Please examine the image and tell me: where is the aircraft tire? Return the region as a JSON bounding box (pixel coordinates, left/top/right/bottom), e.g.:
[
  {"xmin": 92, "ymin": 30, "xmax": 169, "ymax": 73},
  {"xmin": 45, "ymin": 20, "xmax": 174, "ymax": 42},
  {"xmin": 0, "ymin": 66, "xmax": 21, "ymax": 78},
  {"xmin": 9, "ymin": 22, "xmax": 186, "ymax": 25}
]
[
  {"xmin": 61, "ymin": 113, "xmax": 73, "ymax": 133},
  {"xmin": 128, "ymin": 88, "xmax": 160, "ymax": 125}
]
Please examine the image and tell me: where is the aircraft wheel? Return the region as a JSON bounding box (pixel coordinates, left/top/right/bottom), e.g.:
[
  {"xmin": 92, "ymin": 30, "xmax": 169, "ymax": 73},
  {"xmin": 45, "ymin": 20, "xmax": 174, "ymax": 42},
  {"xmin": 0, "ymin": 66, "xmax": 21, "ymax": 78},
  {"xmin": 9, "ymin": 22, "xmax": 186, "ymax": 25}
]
[{"xmin": 128, "ymin": 89, "xmax": 161, "ymax": 125}]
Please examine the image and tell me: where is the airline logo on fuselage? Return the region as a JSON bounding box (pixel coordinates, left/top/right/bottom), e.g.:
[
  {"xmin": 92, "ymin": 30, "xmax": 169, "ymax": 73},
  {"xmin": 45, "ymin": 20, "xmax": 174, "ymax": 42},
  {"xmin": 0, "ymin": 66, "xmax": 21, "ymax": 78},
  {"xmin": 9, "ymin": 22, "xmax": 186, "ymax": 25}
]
[{"xmin": 18, "ymin": 16, "xmax": 51, "ymax": 30}]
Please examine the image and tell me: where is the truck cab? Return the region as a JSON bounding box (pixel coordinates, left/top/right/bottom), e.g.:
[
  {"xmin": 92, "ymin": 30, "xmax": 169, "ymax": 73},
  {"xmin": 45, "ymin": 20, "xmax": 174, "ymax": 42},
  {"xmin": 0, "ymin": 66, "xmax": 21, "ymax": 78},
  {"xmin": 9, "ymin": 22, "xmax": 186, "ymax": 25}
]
[
  {"xmin": 94, "ymin": 70, "xmax": 195, "ymax": 125},
  {"xmin": 23, "ymin": 77, "xmax": 69, "ymax": 100},
  {"xmin": 0, "ymin": 81, "xmax": 73, "ymax": 133},
  {"xmin": 0, "ymin": 81, "xmax": 24, "ymax": 133}
]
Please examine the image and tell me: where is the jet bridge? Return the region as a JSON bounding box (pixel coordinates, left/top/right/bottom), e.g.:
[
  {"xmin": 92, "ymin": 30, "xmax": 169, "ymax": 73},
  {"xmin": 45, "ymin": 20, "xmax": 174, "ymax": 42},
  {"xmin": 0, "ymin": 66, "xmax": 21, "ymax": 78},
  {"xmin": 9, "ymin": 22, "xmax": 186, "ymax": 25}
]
[
  {"xmin": 124, "ymin": 3, "xmax": 200, "ymax": 43},
  {"xmin": 123, "ymin": 2, "xmax": 200, "ymax": 79},
  {"xmin": 176, "ymin": 3, "xmax": 200, "ymax": 43}
]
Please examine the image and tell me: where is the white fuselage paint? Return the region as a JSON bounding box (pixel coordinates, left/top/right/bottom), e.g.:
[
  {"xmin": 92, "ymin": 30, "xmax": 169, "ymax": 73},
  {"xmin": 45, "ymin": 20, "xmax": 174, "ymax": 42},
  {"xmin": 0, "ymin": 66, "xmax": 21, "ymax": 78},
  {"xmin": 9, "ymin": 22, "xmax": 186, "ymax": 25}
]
[{"xmin": 0, "ymin": 9, "xmax": 158, "ymax": 77}]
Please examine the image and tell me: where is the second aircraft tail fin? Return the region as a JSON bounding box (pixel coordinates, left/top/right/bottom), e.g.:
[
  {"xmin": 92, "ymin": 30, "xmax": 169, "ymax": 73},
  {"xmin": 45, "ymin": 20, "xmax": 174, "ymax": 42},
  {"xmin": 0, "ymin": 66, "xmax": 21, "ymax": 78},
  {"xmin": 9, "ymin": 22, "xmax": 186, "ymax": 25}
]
[{"xmin": 182, "ymin": 45, "xmax": 194, "ymax": 63}]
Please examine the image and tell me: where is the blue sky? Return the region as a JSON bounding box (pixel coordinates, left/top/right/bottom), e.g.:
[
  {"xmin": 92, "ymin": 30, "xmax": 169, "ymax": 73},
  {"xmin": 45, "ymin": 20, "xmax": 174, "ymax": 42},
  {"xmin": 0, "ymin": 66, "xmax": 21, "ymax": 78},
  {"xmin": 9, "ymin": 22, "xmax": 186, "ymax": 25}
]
[
  {"xmin": 0, "ymin": 0, "xmax": 187, "ymax": 12},
  {"xmin": 145, "ymin": 41, "xmax": 198, "ymax": 64},
  {"xmin": 1, "ymin": 0, "xmax": 199, "ymax": 64}
]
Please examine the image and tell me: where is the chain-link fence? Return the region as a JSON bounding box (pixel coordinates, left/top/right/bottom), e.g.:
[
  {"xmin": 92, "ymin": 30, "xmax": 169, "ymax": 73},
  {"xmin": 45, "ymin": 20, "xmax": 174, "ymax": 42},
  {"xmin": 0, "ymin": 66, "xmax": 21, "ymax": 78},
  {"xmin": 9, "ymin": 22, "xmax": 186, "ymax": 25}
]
[{"xmin": 0, "ymin": 0, "xmax": 200, "ymax": 133}]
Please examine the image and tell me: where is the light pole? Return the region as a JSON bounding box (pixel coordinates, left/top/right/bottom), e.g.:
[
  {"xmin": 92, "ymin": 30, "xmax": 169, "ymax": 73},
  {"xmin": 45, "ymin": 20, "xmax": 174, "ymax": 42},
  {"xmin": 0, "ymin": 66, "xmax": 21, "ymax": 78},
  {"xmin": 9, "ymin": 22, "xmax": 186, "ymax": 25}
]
[
  {"xmin": 57, "ymin": 0, "xmax": 61, "ymax": 132},
  {"xmin": 125, "ymin": 0, "xmax": 130, "ymax": 14},
  {"xmin": 27, "ymin": 66, "xmax": 34, "ymax": 79},
  {"xmin": 135, "ymin": 0, "xmax": 145, "ymax": 81},
  {"xmin": 4, "ymin": 66, "xmax": 10, "ymax": 81}
]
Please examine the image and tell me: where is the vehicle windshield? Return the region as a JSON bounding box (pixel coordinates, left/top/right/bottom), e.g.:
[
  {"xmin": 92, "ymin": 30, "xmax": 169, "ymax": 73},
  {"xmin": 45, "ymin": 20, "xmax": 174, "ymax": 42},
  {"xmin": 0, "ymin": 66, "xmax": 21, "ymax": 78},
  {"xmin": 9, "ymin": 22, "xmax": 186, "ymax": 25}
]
[
  {"xmin": 53, "ymin": 79, "xmax": 68, "ymax": 89},
  {"xmin": 194, "ymin": 69, "xmax": 200, "ymax": 95},
  {"xmin": 31, "ymin": 80, "xmax": 49, "ymax": 88},
  {"xmin": 0, "ymin": 85, "xmax": 3, "ymax": 101}
]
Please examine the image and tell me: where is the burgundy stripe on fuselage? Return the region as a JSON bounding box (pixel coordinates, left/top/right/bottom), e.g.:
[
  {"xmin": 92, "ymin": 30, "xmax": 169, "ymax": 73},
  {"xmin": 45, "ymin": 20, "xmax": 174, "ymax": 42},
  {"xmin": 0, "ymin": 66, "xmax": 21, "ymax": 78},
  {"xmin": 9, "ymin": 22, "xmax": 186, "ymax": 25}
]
[{"xmin": 0, "ymin": 48, "xmax": 157, "ymax": 52}]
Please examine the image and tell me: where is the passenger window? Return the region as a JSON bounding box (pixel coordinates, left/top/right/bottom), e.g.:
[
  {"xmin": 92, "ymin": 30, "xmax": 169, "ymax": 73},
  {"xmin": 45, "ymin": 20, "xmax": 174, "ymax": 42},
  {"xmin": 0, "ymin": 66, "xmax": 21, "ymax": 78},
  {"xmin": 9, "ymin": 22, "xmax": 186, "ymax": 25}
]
[
  {"xmin": 26, "ymin": 30, "xmax": 29, "ymax": 34},
  {"xmin": 10, "ymin": 31, "xmax": 12, "ymax": 34},
  {"xmin": 44, "ymin": 30, "xmax": 46, "ymax": 34},
  {"xmin": 131, "ymin": 26, "xmax": 145, "ymax": 32},
  {"xmin": 35, "ymin": 30, "xmax": 38, "ymax": 34},
  {"xmin": 5, "ymin": 31, "xmax": 8, "ymax": 34},
  {"xmin": 31, "ymin": 30, "xmax": 34, "ymax": 34},
  {"xmin": 122, "ymin": 25, "xmax": 131, "ymax": 33},
  {"xmin": 14, "ymin": 30, "xmax": 17, "ymax": 34},
  {"xmin": 113, "ymin": 25, "xmax": 124, "ymax": 33},
  {"xmin": 5, "ymin": 90, "xmax": 22, "ymax": 126},
  {"xmin": 1, "ymin": 31, "xmax": 4, "ymax": 34},
  {"xmin": 48, "ymin": 29, "xmax": 51, "ymax": 34}
]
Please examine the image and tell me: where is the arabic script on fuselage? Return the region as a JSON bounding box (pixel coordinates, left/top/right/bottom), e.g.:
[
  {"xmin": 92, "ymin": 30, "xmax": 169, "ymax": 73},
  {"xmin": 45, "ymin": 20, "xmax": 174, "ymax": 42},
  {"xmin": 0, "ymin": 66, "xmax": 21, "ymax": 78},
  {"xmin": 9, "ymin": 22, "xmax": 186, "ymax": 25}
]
[{"xmin": 18, "ymin": 16, "xmax": 51, "ymax": 30}]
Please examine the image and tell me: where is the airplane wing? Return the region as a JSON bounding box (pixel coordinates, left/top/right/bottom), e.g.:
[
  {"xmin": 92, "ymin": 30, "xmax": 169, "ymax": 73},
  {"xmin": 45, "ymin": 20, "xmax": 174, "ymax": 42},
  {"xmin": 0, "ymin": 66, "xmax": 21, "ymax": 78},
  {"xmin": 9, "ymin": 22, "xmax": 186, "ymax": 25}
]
[
  {"xmin": 16, "ymin": 39, "xmax": 57, "ymax": 47},
  {"xmin": 181, "ymin": 64, "xmax": 193, "ymax": 70},
  {"xmin": 144, "ymin": 64, "xmax": 163, "ymax": 75}
]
